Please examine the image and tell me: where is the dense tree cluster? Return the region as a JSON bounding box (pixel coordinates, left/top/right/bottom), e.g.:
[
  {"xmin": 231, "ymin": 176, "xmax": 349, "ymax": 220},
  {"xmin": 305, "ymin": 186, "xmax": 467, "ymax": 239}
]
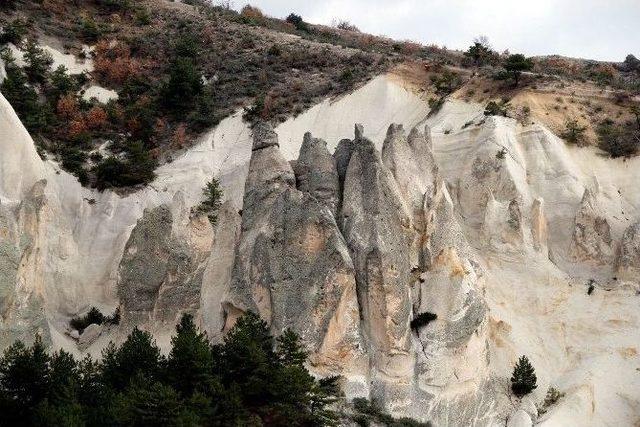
[{"xmin": 0, "ymin": 312, "xmax": 341, "ymax": 426}]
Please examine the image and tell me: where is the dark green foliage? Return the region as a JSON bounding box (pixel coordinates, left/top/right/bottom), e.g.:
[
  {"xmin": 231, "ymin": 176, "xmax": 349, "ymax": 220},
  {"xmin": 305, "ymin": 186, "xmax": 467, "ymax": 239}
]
[
  {"xmin": 166, "ymin": 314, "xmax": 214, "ymax": 396},
  {"xmin": 1, "ymin": 312, "xmax": 341, "ymax": 426},
  {"xmin": 22, "ymin": 39, "xmax": 54, "ymax": 84},
  {"xmin": 0, "ymin": 18, "xmax": 28, "ymax": 45},
  {"xmin": 410, "ymin": 312, "xmax": 437, "ymax": 330},
  {"xmin": 69, "ymin": 307, "xmax": 119, "ymax": 334},
  {"xmin": 464, "ymin": 37, "xmax": 495, "ymax": 66},
  {"xmin": 561, "ymin": 119, "xmax": 587, "ymax": 145},
  {"xmin": 197, "ymin": 178, "xmax": 223, "ymax": 224},
  {"xmin": 484, "ymin": 99, "xmax": 510, "ymax": 117},
  {"xmin": 0, "ymin": 64, "xmax": 53, "ymax": 133},
  {"xmin": 277, "ymin": 328, "xmax": 308, "ymax": 367},
  {"xmin": 101, "ymin": 328, "xmax": 162, "ymax": 391},
  {"xmin": 511, "ymin": 355, "xmax": 537, "ymax": 397},
  {"xmin": 96, "ymin": 0, "xmax": 131, "ymax": 12},
  {"xmin": 430, "ymin": 69, "xmax": 460, "ymax": 95},
  {"xmin": 70, "ymin": 307, "xmax": 106, "ymax": 333},
  {"xmin": 286, "ymin": 13, "xmax": 308, "ymax": 31},
  {"xmin": 596, "ymin": 119, "xmax": 640, "ymax": 158},
  {"xmin": 427, "ymin": 96, "xmax": 445, "ymax": 117},
  {"xmin": 93, "ymin": 142, "xmax": 157, "ymax": 189},
  {"xmin": 161, "ymin": 56, "xmax": 203, "ymax": 115},
  {"xmin": 504, "ymin": 53, "xmax": 534, "ymax": 86},
  {"xmin": 47, "ymin": 65, "xmax": 83, "ymax": 103}
]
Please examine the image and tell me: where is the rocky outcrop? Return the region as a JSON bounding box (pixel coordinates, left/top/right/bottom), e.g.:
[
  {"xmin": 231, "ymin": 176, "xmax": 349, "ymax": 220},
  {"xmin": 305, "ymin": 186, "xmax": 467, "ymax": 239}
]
[
  {"xmin": 0, "ymin": 180, "xmax": 50, "ymax": 349},
  {"xmin": 293, "ymin": 132, "xmax": 340, "ymax": 216},
  {"xmin": 117, "ymin": 193, "xmax": 213, "ymax": 327},
  {"xmin": 531, "ymin": 198, "xmax": 548, "ymax": 253},
  {"xmin": 224, "ymin": 123, "xmax": 364, "ymax": 376},
  {"xmin": 339, "ymin": 124, "xmax": 416, "ymax": 408},
  {"xmin": 570, "ymin": 188, "xmax": 613, "ymax": 264},
  {"xmin": 617, "ymin": 220, "xmax": 640, "ymax": 281}
]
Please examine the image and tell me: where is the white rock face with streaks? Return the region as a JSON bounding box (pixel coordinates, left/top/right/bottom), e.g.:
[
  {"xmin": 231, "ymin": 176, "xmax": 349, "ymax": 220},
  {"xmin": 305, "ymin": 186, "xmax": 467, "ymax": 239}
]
[{"xmin": 2, "ymin": 72, "xmax": 640, "ymax": 426}]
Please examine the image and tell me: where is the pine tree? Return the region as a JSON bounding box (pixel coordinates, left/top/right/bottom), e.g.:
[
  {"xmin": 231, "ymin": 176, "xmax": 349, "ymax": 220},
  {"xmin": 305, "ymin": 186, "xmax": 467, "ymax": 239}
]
[
  {"xmin": 166, "ymin": 313, "xmax": 214, "ymax": 396},
  {"xmin": 276, "ymin": 329, "xmax": 307, "ymax": 367},
  {"xmin": 100, "ymin": 328, "xmax": 162, "ymax": 390},
  {"xmin": 511, "ymin": 355, "xmax": 537, "ymax": 397}
]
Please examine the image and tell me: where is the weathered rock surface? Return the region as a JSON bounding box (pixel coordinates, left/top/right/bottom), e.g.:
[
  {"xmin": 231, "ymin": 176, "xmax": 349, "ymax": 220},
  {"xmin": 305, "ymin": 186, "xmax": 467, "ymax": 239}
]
[
  {"xmin": 339, "ymin": 124, "xmax": 415, "ymax": 406},
  {"xmin": 570, "ymin": 188, "xmax": 613, "ymax": 264},
  {"xmin": 0, "ymin": 180, "xmax": 50, "ymax": 348},
  {"xmin": 293, "ymin": 132, "xmax": 340, "ymax": 216},
  {"xmin": 225, "ymin": 123, "xmax": 364, "ymax": 376},
  {"xmin": 617, "ymin": 220, "xmax": 640, "ymax": 281},
  {"xmin": 117, "ymin": 193, "xmax": 213, "ymax": 328}
]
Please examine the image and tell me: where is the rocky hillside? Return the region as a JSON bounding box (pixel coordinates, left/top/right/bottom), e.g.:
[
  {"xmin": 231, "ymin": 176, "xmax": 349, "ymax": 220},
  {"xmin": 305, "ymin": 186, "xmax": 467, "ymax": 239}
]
[{"xmin": 2, "ymin": 1, "xmax": 640, "ymax": 426}]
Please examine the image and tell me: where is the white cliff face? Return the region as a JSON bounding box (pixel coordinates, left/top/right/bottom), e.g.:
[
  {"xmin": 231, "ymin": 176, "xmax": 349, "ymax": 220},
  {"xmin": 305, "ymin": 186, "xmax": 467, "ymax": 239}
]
[{"xmin": 2, "ymin": 72, "xmax": 640, "ymax": 426}]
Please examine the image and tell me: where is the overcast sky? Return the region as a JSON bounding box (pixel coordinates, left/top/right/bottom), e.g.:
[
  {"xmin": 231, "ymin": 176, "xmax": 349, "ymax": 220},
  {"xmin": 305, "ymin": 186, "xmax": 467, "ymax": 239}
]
[{"xmin": 234, "ymin": 0, "xmax": 640, "ymax": 62}]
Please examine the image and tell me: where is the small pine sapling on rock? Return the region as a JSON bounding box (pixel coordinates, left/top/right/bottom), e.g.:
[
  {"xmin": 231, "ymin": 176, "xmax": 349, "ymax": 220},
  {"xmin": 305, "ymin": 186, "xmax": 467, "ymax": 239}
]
[
  {"xmin": 511, "ymin": 355, "xmax": 537, "ymax": 397},
  {"xmin": 198, "ymin": 178, "xmax": 223, "ymax": 225}
]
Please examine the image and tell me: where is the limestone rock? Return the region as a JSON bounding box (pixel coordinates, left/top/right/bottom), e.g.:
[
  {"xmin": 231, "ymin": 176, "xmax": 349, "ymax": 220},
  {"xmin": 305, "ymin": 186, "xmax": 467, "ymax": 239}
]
[
  {"xmin": 531, "ymin": 198, "xmax": 548, "ymax": 253},
  {"xmin": 381, "ymin": 123, "xmax": 438, "ymax": 231},
  {"xmin": 78, "ymin": 323, "xmax": 103, "ymax": 349},
  {"xmin": 225, "ymin": 123, "xmax": 364, "ymax": 376},
  {"xmin": 340, "ymin": 125, "xmax": 414, "ymax": 406},
  {"xmin": 507, "ymin": 409, "xmax": 533, "ymax": 427},
  {"xmin": 117, "ymin": 193, "xmax": 213, "ymax": 327},
  {"xmin": 617, "ymin": 220, "xmax": 640, "ymax": 281},
  {"xmin": 0, "ymin": 180, "xmax": 50, "ymax": 350},
  {"xmin": 293, "ymin": 132, "xmax": 340, "ymax": 216},
  {"xmin": 570, "ymin": 188, "xmax": 613, "ymax": 264}
]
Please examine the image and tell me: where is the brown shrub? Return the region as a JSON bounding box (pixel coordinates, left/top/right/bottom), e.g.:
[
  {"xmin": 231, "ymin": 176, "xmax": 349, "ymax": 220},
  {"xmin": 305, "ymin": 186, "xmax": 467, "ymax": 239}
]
[
  {"xmin": 171, "ymin": 123, "xmax": 187, "ymax": 148},
  {"xmin": 85, "ymin": 107, "xmax": 107, "ymax": 129},
  {"xmin": 93, "ymin": 40, "xmax": 142, "ymax": 85},
  {"xmin": 241, "ymin": 5, "xmax": 264, "ymax": 20},
  {"xmin": 68, "ymin": 119, "xmax": 87, "ymax": 139},
  {"xmin": 57, "ymin": 94, "xmax": 80, "ymax": 120}
]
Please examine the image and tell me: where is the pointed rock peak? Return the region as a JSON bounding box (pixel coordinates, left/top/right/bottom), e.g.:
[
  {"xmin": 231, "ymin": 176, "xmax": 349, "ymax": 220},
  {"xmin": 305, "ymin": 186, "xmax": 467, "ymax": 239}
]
[
  {"xmin": 580, "ymin": 187, "xmax": 595, "ymax": 204},
  {"xmin": 354, "ymin": 123, "xmax": 364, "ymax": 140},
  {"xmin": 385, "ymin": 123, "xmax": 405, "ymax": 140},
  {"xmin": 252, "ymin": 121, "xmax": 279, "ymax": 151},
  {"xmin": 300, "ymin": 131, "xmax": 328, "ymax": 153},
  {"xmin": 408, "ymin": 126, "xmax": 423, "ymax": 141}
]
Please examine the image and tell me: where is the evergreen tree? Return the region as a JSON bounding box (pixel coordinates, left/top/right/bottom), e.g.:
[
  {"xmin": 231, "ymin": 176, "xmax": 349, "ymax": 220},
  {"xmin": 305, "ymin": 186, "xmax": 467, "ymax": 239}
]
[
  {"xmin": 276, "ymin": 328, "xmax": 307, "ymax": 367},
  {"xmin": 504, "ymin": 54, "xmax": 534, "ymax": 87},
  {"xmin": 198, "ymin": 178, "xmax": 223, "ymax": 225},
  {"xmin": 100, "ymin": 328, "xmax": 162, "ymax": 390},
  {"xmin": 511, "ymin": 355, "xmax": 537, "ymax": 397},
  {"xmin": 161, "ymin": 56, "xmax": 202, "ymax": 115},
  {"xmin": 166, "ymin": 313, "xmax": 214, "ymax": 396},
  {"xmin": 22, "ymin": 39, "xmax": 54, "ymax": 84}
]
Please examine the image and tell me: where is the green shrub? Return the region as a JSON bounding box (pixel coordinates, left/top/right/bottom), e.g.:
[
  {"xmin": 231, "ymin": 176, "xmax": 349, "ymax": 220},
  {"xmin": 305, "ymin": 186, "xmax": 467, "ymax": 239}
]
[
  {"xmin": 93, "ymin": 142, "xmax": 157, "ymax": 189},
  {"xmin": 504, "ymin": 54, "xmax": 534, "ymax": 86},
  {"xmin": 427, "ymin": 96, "xmax": 445, "ymax": 116},
  {"xmin": 22, "ymin": 39, "xmax": 54, "ymax": 84},
  {"xmin": 561, "ymin": 119, "xmax": 587, "ymax": 145},
  {"xmin": 0, "ymin": 18, "xmax": 28, "ymax": 45},
  {"xmin": 69, "ymin": 307, "xmax": 106, "ymax": 333},
  {"xmin": 597, "ymin": 119, "xmax": 639, "ymax": 158},
  {"xmin": 1, "ymin": 65, "xmax": 53, "ymax": 133},
  {"xmin": 197, "ymin": 178, "xmax": 223, "ymax": 224},
  {"xmin": 286, "ymin": 13, "xmax": 308, "ymax": 31},
  {"xmin": 484, "ymin": 99, "xmax": 510, "ymax": 117},
  {"xmin": 161, "ymin": 57, "xmax": 203, "ymax": 116},
  {"xmin": 511, "ymin": 355, "xmax": 537, "ymax": 397}
]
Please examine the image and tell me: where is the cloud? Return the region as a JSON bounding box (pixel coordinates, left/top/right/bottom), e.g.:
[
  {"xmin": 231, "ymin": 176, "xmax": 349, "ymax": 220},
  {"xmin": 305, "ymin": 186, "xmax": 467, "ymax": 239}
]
[{"xmin": 237, "ymin": 0, "xmax": 640, "ymax": 61}]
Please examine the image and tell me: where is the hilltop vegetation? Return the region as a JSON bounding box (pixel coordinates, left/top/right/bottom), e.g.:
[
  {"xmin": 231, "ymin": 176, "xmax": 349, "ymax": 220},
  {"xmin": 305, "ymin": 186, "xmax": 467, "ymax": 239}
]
[{"xmin": 1, "ymin": 0, "xmax": 639, "ymax": 189}]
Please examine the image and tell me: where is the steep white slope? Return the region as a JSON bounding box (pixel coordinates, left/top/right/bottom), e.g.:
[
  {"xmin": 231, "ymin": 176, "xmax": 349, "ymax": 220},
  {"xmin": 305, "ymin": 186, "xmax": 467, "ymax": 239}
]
[{"xmin": 1, "ymin": 69, "xmax": 640, "ymax": 425}]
